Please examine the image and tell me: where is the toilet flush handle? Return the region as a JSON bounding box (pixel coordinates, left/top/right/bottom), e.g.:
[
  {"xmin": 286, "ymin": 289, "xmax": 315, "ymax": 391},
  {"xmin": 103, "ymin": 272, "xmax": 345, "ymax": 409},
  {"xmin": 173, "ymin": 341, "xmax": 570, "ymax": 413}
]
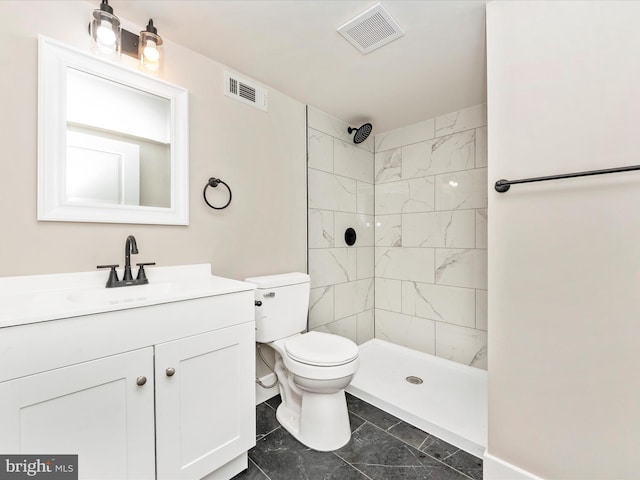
[{"xmin": 263, "ymin": 292, "xmax": 275, "ymax": 298}]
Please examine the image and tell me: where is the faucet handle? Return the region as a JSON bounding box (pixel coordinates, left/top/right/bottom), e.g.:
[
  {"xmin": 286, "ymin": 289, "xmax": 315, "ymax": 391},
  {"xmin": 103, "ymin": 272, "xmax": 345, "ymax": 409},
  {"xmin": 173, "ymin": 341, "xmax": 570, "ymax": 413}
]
[
  {"xmin": 136, "ymin": 262, "xmax": 156, "ymax": 283},
  {"xmin": 97, "ymin": 264, "xmax": 120, "ymax": 288}
]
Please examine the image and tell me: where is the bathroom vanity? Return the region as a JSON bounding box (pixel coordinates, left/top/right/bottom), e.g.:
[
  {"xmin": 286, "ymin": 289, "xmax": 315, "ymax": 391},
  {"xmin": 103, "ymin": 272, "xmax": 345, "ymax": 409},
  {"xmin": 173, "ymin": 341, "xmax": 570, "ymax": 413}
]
[{"xmin": 0, "ymin": 264, "xmax": 256, "ymax": 480}]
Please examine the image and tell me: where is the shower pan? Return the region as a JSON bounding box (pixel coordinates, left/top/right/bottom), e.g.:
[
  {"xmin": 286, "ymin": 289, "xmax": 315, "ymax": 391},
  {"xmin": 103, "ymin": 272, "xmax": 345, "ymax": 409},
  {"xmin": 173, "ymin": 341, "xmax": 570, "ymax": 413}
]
[{"xmin": 346, "ymin": 339, "xmax": 487, "ymax": 457}]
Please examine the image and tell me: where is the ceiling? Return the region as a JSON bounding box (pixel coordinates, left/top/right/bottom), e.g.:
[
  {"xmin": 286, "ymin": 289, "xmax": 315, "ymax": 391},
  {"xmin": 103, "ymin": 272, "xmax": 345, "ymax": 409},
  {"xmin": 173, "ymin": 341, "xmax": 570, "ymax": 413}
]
[{"xmin": 109, "ymin": 0, "xmax": 488, "ymax": 134}]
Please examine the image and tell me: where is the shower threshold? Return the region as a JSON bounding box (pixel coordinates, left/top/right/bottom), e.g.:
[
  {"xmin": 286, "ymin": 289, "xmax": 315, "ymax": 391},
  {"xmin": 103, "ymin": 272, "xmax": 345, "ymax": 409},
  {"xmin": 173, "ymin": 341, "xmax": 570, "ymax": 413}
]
[{"xmin": 346, "ymin": 338, "xmax": 487, "ymax": 458}]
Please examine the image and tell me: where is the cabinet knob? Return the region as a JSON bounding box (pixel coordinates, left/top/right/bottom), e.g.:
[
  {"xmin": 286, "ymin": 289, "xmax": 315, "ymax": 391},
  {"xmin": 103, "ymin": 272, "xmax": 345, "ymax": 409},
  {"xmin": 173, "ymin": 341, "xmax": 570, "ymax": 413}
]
[
  {"xmin": 166, "ymin": 367, "xmax": 176, "ymax": 377},
  {"xmin": 136, "ymin": 376, "xmax": 147, "ymax": 386}
]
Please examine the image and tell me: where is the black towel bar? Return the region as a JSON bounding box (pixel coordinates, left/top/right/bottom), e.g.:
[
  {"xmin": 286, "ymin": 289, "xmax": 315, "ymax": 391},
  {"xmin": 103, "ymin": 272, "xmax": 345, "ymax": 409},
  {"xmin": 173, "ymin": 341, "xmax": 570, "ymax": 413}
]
[{"xmin": 495, "ymin": 164, "xmax": 640, "ymax": 193}]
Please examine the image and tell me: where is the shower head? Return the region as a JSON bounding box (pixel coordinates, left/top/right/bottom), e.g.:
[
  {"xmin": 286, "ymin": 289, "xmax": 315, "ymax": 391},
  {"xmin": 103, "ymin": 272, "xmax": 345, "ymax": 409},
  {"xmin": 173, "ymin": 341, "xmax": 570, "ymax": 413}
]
[{"xmin": 348, "ymin": 123, "xmax": 373, "ymax": 144}]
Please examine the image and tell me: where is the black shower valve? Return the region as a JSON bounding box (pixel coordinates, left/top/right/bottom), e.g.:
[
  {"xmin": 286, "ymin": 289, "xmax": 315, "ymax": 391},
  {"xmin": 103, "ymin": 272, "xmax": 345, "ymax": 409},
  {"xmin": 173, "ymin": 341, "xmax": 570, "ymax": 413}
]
[{"xmin": 345, "ymin": 227, "xmax": 357, "ymax": 246}]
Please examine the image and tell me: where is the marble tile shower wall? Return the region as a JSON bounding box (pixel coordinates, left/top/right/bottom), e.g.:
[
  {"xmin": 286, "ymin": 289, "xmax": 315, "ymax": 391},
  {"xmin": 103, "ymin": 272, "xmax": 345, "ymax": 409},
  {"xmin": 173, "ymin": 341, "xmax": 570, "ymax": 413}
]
[
  {"xmin": 307, "ymin": 107, "xmax": 375, "ymax": 345},
  {"xmin": 374, "ymin": 104, "xmax": 488, "ymax": 369}
]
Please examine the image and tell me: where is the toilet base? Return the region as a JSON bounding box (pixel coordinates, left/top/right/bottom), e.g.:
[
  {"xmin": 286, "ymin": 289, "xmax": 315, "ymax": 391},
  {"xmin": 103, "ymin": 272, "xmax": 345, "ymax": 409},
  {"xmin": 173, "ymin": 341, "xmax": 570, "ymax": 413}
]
[{"xmin": 276, "ymin": 389, "xmax": 351, "ymax": 452}]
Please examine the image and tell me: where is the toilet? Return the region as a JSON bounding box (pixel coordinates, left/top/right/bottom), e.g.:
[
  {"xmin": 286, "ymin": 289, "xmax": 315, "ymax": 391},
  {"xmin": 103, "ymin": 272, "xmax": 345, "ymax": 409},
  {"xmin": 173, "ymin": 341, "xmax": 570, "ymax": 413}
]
[{"xmin": 245, "ymin": 272, "xmax": 360, "ymax": 451}]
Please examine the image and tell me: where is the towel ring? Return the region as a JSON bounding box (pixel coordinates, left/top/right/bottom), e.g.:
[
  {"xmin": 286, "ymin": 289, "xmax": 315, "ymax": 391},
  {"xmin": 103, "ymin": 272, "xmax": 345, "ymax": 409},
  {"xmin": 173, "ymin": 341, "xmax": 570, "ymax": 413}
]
[{"xmin": 203, "ymin": 177, "xmax": 232, "ymax": 210}]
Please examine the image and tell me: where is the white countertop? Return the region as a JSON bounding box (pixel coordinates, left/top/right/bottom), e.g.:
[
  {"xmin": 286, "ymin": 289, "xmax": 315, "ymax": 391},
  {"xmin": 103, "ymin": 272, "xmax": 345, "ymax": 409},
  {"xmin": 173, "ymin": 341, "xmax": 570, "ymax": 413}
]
[{"xmin": 0, "ymin": 264, "xmax": 255, "ymax": 329}]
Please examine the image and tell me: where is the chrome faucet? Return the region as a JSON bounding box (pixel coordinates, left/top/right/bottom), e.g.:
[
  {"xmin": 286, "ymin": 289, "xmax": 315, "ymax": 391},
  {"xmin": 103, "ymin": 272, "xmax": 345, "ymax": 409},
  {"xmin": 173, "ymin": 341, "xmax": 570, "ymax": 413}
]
[
  {"xmin": 123, "ymin": 235, "xmax": 139, "ymax": 281},
  {"xmin": 97, "ymin": 235, "xmax": 155, "ymax": 288}
]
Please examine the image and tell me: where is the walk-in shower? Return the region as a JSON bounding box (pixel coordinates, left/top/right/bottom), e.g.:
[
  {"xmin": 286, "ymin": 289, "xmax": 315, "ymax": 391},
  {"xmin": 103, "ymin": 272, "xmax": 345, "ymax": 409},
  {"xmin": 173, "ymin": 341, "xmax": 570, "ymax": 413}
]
[{"xmin": 306, "ymin": 104, "xmax": 488, "ymax": 459}]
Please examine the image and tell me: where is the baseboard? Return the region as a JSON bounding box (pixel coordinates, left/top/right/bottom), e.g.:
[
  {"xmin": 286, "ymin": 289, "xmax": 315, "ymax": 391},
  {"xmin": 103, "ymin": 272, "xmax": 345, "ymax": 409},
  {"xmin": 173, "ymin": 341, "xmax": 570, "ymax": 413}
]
[
  {"xmin": 255, "ymin": 373, "xmax": 279, "ymax": 405},
  {"xmin": 483, "ymin": 451, "xmax": 544, "ymax": 480}
]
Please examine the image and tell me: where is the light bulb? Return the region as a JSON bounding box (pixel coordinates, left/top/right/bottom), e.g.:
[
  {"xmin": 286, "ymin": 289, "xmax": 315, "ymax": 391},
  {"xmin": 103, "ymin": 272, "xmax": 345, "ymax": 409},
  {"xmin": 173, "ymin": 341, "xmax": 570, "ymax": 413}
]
[
  {"xmin": 143, "ymin": 39, "xmax": 159, "ymax": 62},
  {"xmin": 96, "ymin": 19, "xmax": 116, "ymax": 46}
]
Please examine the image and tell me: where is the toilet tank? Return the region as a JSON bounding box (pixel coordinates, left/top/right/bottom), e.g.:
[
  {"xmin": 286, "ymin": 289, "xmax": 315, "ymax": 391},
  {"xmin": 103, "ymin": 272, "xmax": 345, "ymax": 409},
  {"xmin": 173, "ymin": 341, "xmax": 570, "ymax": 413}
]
[{"xmin": 244, "ymin": 272, "xmax": 310, "ymax": 343}]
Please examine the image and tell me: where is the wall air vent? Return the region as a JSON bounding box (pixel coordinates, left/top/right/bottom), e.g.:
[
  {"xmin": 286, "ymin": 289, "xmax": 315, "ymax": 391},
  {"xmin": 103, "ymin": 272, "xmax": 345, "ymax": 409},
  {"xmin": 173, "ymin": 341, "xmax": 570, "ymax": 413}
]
[
  {"xmin": 337, "ymin": 2, "xmax": 404, "ymax": 55},
  {"xmin": 224, "ymin": 71, "xmax": 268, "ymax": 112}
]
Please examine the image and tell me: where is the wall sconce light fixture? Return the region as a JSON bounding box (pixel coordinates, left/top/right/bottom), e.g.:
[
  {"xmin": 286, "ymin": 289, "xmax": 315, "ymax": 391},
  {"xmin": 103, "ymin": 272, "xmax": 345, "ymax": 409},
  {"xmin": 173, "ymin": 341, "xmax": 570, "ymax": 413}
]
[
  {"xmin": 89, "ymin": 0, "xmax": 121, "ymax": 60},
  {"xmin": 89, "ymin": 0, "xmax": 163, "ymax": 76},
  {"xmin": 137, "ymin": 20, "xmax": 163, "ymax": 76}
]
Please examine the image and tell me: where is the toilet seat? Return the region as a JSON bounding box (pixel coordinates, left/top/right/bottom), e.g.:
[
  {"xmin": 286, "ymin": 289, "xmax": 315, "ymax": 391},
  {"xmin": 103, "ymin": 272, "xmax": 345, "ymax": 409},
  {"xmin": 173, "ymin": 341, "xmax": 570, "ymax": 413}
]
[
  {"xmin": 271, "ymin": 333, "xmax": 359, "ymax": 381},
  {"xmin": 285, "ymin": 331, "xmax": 359, "ymax": 366}
]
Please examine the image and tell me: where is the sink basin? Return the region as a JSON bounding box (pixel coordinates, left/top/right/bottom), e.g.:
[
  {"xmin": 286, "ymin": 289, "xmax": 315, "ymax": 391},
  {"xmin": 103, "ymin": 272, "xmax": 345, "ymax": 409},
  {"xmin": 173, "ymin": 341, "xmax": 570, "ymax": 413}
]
[{"xmin": 67, "ymin": 283, "xmax": 172, "ymax": 305}]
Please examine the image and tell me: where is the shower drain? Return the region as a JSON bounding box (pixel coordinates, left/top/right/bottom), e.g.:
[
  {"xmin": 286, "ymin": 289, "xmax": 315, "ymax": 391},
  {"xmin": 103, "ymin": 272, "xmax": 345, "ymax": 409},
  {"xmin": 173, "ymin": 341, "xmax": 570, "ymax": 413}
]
[{"xmin": 405, "ymin": 376, "xmax": 423, "ymax": 385}]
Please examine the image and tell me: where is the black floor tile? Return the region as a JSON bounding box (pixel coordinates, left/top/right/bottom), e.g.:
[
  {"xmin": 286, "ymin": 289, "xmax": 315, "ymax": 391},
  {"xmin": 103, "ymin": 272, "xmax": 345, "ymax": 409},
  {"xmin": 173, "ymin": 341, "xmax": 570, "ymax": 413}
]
[
  {"xmin": 387, "ymin": 420, "xmax": 431, "ymax": 449},
  {"xmin": 348, "ymin": 410, "xmax": 366, "ymax": 433},
  {"xmin": 265, "ymin": 394, "xmax": 282, "ymax": 410},
  {"xmin": 336, "ymin": 422, "xmax": 467, "ymax": 480},
  {"xmin": 240, "ymin": 394, "xmax": 482, "ymax": 480},
  {"xmin": 345, "ymin": 393, "xmax": 403, "ymax": 430},
  {"xmin": 231, "ymin": 459, "xmax": 269, "ymax": 480},
  {"xmin": 355, "ymin": 463, "xmax": 469, "ymax": 480},
  {"xmin": 249, "ymin": 427, "xmax": 368, "ymax": 480},
  {"xmin": 419, "ymin": 435, "xmax": 483, "ymax": 480},
  {"xmin": 255, "ymin": 401, "xmax": 280, "ymax": 440},
  {"xmin": 336, "ymin": 422, "xmax": 439, "ymax": 469}
]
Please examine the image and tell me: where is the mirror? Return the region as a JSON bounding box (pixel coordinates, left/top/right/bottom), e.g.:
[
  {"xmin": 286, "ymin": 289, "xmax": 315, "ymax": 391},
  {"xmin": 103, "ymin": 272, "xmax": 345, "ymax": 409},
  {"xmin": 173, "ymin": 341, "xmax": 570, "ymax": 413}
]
[{"xmin": 38, "ymin": 35, "xmax": 189, "ymax": 225}]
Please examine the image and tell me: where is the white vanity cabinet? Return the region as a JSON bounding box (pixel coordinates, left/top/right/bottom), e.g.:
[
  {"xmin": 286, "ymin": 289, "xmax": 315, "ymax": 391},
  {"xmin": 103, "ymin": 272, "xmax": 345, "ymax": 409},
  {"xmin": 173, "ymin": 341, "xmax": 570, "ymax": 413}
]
[
  {"xmin": 155, "ymin": 323, "xmax": 255, "ymax": 480},
  {"xmin": 0, "ymin": 266, "xmax": 256, "ymax": 480},
  {"xmin": 0, "ymin": 348, "xmax": 156, "ymax": 479}
]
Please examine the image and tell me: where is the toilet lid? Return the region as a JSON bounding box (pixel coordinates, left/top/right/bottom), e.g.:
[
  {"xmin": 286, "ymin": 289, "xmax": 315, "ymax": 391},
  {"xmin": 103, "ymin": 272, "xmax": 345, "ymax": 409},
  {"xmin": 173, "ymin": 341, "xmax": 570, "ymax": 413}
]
[{"xmin": 284, "ymin": 331, "xmax": 359, "ymax": 366}]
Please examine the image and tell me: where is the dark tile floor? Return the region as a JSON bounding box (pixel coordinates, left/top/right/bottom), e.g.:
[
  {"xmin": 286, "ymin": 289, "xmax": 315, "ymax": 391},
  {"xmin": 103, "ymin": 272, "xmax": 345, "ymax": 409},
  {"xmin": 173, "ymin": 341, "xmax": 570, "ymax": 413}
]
[{"xmin": 232, "ymin": 393, "xmax": 482, "ymax": 480}]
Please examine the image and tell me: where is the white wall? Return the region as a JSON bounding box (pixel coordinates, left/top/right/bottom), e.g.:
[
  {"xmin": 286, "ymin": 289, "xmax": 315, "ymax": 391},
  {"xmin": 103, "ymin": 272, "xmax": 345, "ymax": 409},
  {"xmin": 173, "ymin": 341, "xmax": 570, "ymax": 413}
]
[
  {"xmin": 373, "ymin": 105, "xmax": 488, "ymax": 368},
  {"xmin": 0, "ymin": 1, "xmax": 306, "ymax": 282},
  {"xmin": 487, "ymin": 1, "xmax": 640, "ymax": 478}
]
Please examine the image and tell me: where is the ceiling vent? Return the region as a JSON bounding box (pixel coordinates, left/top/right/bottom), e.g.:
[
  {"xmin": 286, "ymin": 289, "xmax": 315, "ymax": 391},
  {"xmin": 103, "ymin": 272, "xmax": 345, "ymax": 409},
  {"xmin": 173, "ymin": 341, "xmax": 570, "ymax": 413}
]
[
  {"xmin": 224, "ymin": 71, "xmax": 268, "ymax": 112},
  {"xmin": 337, "ymin": 2, "xmax": 404, "ymax": 55}
]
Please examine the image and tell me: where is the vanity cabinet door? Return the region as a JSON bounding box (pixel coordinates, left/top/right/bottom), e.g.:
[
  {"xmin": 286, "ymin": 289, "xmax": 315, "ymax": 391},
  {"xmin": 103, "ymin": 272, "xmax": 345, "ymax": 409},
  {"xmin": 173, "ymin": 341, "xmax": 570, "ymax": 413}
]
[
  {"xmin": 155, "ymin": 322, "xmax": 256, "ymax": 480},
  {"xmin": 0, "ymin": 347, "xmax": 156, "ymax": 479}
]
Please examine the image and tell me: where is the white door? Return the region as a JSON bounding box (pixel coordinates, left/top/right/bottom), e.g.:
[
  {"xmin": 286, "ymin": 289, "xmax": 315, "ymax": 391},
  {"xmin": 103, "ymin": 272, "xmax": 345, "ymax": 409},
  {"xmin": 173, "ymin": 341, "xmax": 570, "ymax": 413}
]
[
  {"xmin": 155, "ymin": 323, "xmax": 256, "ymax": 480},
  {"xmin": 0, "ymin": 348, "xmax": 155, "ymax": 480}
]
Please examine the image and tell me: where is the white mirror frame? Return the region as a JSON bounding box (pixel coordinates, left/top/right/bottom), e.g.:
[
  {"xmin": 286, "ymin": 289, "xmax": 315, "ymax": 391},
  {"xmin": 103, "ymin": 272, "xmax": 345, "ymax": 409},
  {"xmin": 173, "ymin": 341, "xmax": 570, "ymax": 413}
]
[{"xmin": 37, "ymin": 35, "xmax": 189, "ymax": 225}]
